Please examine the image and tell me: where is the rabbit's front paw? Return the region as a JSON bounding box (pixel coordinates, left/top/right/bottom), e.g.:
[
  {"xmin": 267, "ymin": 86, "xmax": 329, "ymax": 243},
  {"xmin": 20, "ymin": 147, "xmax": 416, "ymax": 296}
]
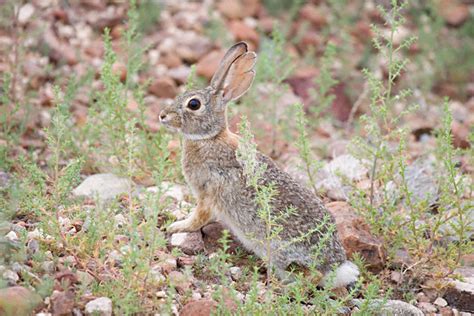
[{"xmin": 167, "ymin": 219, "xmax": 191, "ymax": 233}]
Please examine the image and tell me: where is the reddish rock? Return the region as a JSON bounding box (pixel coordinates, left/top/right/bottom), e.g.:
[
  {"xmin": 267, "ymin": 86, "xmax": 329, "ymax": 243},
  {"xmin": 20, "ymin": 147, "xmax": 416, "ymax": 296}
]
[
  {"xmin": 51, "ymin": 290, "xmax": 75, "ymax": 316},
  {"xmin": 241, "ymin": 0, "xmax": 260, "ymax": 17},
  {"xmin": 299, "ymin": 4, "xmax": 327, "ymax": 28},
  {"xmin": 298, "ymin": 30, "xmax": 323, "ymax": 51},
  {"xmin": 196, "ymin": 50, "xmax": 225, "ymax": 81},
  {"xmin": 330, "ymin": 82, "xmax": 352, "ymax": 122},
  {"xmin": 159, "ymin": 53, "xmax": 182, "ymax": 68},
  {"xmin": 180, "ymin": 292, "xmax": 237, "ymax": 316},
  {"xmin": 436, "ymin": 0, "xmax": 470, "ymax": 26},
  {"xmin": 350, "ymin": 20, "xmax": 373, "ymax": 43},
  {"xmin": 148, "ymin": 77, "xmax": 177, "ymax": 99},
  {"xmin": 168, "ymin": 271, "xmax": 191, "ymax": 294},
  {"xmin": 0, "ymin": 286, "xmax": 43, "ymax": 316},
  {"xmin": 326, "ymin": 201, "xmax": 385, "ymax": 271},
  {"xmin": 439, "ymin": 307, "xmax": 454, "ymax": 316},
  {"xmin": 229, "ymin": 20, "xmax": 260, "ymax": 46},
  {"xmin": 180, "ymin": 299, "xmax": 217, "ymax": 316},
  {"xmin": 259, "ymin": 16, "xmax": 275, "ymax": 33},
  {"xmin": 217, "ymin": 0, "xmax": 259, "ymax": 19},
  {"xmin": 451, "ymin": 121, "xmax": 470, "ymax": 149},
  {"xmin": 112, "ymin": 62, "xmax": 127, "ymax": 82},
  {"xmin": 43, "ymin": 28, "xmax": 78, "ymax": 65},
  {"xmin": 285, "ymin": 67, "xmax": 318, "ymax": 106}
]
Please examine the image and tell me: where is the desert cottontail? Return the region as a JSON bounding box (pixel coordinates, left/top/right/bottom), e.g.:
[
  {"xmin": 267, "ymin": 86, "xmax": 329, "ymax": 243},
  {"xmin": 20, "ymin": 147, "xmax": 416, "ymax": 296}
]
[{"xmin": 160, "ymin": 42, "xmax": 359, "ymax": 288}]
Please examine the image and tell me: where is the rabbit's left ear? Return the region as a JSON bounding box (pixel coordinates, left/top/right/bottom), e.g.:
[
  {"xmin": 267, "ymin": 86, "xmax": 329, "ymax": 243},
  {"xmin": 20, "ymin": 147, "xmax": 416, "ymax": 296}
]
[{"xmin": 221, "ymin": 51, "xmax": 257, "ymax": 102}]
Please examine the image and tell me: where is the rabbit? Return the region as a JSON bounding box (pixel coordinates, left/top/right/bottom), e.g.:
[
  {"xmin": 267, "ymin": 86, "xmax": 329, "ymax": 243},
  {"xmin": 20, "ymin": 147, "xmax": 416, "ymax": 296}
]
[{"xmin": 159, "ymin": 42, "xmax": 359, "ymax": 288}]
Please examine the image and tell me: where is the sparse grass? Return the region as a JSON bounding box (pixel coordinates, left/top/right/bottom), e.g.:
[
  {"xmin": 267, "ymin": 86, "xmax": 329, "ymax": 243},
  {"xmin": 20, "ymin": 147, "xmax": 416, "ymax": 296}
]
[
  {"xmin": 0, "ymin": 0, "xmax": 472, "ymax": 314},
  {"xmin": 349, "ymin": 0, "xmax": 473, "ymax": 297}
]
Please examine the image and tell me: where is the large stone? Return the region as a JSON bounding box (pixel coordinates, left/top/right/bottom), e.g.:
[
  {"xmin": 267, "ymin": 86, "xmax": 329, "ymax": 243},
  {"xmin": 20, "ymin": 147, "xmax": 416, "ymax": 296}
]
[
  {"xmin": 85, "ymin": 297, "xmax": 113, "ymax": 316},
  {"xmin": 326, "ymin": 202, "xmax": 385, "ymax": 271},
  {"xmin": 436, "ymin": 0, "xmax": 470, "ymax": 26},
  {"xmin": 229, "ymin": 20, "xmax": 259, "ymax": 46},
  {"xmin": 73, "ymin": 173, "xmax": 134, "ymax": 201},
  {"xmin": 444, "ymin": 267, "xmax": 474, "ymax": 312},
  {"xmin": 353, "ymin": 299, "xmax": 423, "ymax": 315},
  {"xmin": 51, "ymin": 290, "xmax": 75, "ymax": 316},
  {"xmin": 316, "ymin": 155, "xmax": 369, "ymax": 201},
  {"xmin": 299, "ymin": 3, "xmax": 327, "ymax": 28},
  {"xmin": 148, "ymin": 77, "xmax": 178, "ymax": 99},
  {"xmin": 170, "ymin": 232, "xmax": 204, "ymax": 255},
  {"xmin": 196, "ymin": 50, "xmax": 225, "ymax": 81},
  {"xmin": 0, "ymin": 286, "xmax": 43, "ymax": 316},
  {"xmin": 180, "ymin": 294, "xmax": 237, "ymax": 316},
  {"xmin": 404, "ymin": 159, "xmax": 438, "ymax": 206},
  {"xmin": 180, "ymin": 299, "xmax": 217, "ymax": 316}
]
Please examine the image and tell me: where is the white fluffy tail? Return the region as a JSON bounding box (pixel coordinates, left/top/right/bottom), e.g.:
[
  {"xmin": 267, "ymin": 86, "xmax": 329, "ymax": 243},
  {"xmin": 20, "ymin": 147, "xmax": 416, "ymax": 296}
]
[{"xmin": 320, "ymin": 261, "xmax": 360, "ymax": 288}]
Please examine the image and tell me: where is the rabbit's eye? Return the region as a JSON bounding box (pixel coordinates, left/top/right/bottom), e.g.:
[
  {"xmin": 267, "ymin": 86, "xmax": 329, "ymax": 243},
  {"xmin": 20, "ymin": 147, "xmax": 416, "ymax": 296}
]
[{"xmin": 187, "ymin": 98, "xmax": 201, "ymax": 111}]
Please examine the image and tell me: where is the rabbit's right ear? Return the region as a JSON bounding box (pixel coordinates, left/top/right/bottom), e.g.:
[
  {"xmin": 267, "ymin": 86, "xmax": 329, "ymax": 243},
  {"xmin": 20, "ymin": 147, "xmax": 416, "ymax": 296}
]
[{"xmin": 210, "ymin": 42, "xmax": 257, "ymax": 103}]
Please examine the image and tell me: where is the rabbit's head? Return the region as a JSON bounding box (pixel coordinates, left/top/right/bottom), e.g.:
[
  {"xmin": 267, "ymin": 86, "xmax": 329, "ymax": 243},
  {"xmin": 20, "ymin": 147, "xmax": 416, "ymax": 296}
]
[{"xmin": 159, "ymin": 42, "xmax": 256, "ymax": 140}]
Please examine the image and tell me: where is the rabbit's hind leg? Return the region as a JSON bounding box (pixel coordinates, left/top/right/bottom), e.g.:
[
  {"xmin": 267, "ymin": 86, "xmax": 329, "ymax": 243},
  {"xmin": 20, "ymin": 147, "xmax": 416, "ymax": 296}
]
[{"xmin": 168, "ymin": 198, "xmax": 213, "ymax": 233}]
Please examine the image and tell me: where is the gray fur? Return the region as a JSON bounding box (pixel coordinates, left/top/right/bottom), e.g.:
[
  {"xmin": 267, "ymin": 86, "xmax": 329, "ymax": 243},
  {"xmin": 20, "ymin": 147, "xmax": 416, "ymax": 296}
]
[{"xmin": 160, "ymin": 42, "xmax": 355, "ymax": 285}]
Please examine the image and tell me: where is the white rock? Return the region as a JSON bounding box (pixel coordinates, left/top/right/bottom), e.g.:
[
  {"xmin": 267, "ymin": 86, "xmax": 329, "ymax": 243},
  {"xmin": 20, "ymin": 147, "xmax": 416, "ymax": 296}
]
[
  {"xmin": 192, "ymin": 292, "xmax": 202, "ymax": 300},
  {"xmin": 229, "ymin": 266, "xmax": 242, "ymax": 281},
  {"xmin": 85, "ymin": 297, "xmax": 113, "ymax": 316},
  {"xmin": 108, "ymin": 250, "xmax": 123, "ymax": 263},
  {"xmin": 36, "ymin": 313, "xmax": 52, "ymax": 316},
  {"xmin": 41, "ymin": 261, "xmax": 55, "ymax": 274},
  {"xmin": 434, "ymin": 297, "xmax": 448, "ymax": 307},
  {"xmin": 170, "ymin": 233, "xmax": 187, "ymax": 247},
  {"xmin": 73, "ymin": 173, "xmax": 134, "ymax": 201},
  {"xmin": 11, "ymin": 262, "xmax": 23, "ymax": 273},
  {"xmin": 114, "ymin": 214, "xmax": 127, "ymax": 228},
  {"xmin": 148, "ymin": 182, "xmax": 185, "ymax": 201},
  {"xmin": 18, "ymin": 3, "xmax": 35, "ymax": 24},
  {"xmin": 150, "ymin": 266, "xmax": 166, "ymax": 283},
  {"xmin": 5, "ymin": 231, "xmax": 18, "ymax": 242},
  {"xmin": 156, "ymin": 290, "xmax": 167, "ymax": 298},
  {"xmin": 77, "ymin": 270, "xmax": 94, "ymax": 286},
  {"xmin": 316, "ymin": 154, "xmax": 369, "ymax": 201},
  {"xmin": 3, "ymin": 269, "xmax": 19, "ymax": 284}
]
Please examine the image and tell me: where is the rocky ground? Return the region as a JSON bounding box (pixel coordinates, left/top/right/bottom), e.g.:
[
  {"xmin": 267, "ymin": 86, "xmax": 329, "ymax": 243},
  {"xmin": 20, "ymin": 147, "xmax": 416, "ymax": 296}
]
[{"xmin": 0, "ymin": 0, "xmax": 473, "ymax": 315}]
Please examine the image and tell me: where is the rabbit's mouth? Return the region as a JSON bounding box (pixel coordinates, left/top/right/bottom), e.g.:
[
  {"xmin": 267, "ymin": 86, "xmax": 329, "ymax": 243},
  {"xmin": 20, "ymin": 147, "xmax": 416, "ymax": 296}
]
[{"xmin": 159, "ymin": 111, "xmax": 182, "ymax": 132}]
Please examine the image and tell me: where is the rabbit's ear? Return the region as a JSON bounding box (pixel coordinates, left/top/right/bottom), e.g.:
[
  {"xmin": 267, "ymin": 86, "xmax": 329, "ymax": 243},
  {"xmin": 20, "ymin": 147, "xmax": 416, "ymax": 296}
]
[
  {"xmin": 210, "ymin": 42, "xmax": 248, "ymax": 91},
  {"xmin": 221, "ymin": 51, "xmax": 257, "ymax": 102},
  {"xmin": 210, "ymin": 42, "xmax": 257, "ymax": 102}
]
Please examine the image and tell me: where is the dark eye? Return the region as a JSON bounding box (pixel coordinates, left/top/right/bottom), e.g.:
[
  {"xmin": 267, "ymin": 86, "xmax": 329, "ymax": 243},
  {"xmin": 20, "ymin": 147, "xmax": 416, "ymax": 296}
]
[{"xmin": 187, "ymin": 98, "xmax": 201, "ymax": 111}]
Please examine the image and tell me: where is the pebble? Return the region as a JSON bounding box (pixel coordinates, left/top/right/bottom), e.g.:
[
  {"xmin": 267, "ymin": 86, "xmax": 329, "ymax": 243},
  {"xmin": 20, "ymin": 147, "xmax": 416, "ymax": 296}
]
[
  {"xmin": 229, "ymin": 266, "xmax": 242, "ymax": 281},
  {"xmin": 170, "ymin": 232, "xmax": 204, "ymax": 255},
  {"xmin": 3, "ymin": 269, "xmax": 19, "ymax": 284},
  {"xmin": 28, "ymin": 228, "xmax": 43, "ymax": 240},
  {"xmin": 5, "ymin": 231, "xmax": 18, "ymax": 242},
  {"xmin": 41, "ymin": 261, "xmax": 55, "ymax": 274},
  {"xmin": 156, "ymin": 291, "xmax": 167, "ymax": 298},
  {"xmin": 150, "ymin": 266, "xmax": 166, "ymax": 283},
  {"xmin": 434, "ymin": 297, "xmax": 448, "ymax": 307},
  {"xmin": 418, "ymin": 302, "xmax": 437, "ymax": 313},
  {"xmin": 114, "ymin": 214, "xmax": 127, "ymax": 228},
  {"xmin": 84, "ymin": 297, "xmax": 113, "ymax": 316},
  {"xmin": 27, "ymin": 239, "xmax": 40, "ymax": 254}
]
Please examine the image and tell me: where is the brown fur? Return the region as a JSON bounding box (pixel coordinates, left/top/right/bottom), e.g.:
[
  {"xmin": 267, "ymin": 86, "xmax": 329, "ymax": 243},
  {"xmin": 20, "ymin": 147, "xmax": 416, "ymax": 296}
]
[{"xmin": 160, "ymin": 42, "xmax": 358, "ymax": 287}]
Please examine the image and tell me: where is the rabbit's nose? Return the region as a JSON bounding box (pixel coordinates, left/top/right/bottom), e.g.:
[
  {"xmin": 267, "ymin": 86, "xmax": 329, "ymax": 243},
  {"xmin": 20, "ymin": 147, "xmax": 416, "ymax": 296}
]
[{"xmin": 159, "ymin": 112, "xmax": 168, "ymax": 122}]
